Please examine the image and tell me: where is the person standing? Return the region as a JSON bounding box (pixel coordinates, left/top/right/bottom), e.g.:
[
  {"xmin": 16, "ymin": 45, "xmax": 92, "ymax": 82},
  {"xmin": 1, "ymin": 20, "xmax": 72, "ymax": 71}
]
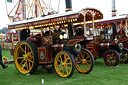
[{"xmin": 0, "ymin": 45, "xmax": 8, "ymax": 69}]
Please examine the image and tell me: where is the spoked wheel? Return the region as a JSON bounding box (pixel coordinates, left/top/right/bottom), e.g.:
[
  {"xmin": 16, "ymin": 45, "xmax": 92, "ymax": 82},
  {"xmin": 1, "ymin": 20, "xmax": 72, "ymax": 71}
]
[
  {"xmin": 54, "ymin": 50, "xmax": 75, "ymax": 78},
  {"xmin": 120, "ymin": 48, "xmax": 128, "ymax": 64},
  {"xmin": 75, "ymin": 48, "xmax": 94, "ymax": 74},
  {"xmin": 104, "ymin": 50, "xmax": 120, "ymax": 66},
  {"xmin": 14, "ymin": 40, "xmax": 38, "ymax": 74}
]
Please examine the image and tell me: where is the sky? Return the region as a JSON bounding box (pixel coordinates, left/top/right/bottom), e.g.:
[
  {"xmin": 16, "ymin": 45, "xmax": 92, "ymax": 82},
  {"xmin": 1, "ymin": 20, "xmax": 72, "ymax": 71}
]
[{"xmin": 0, "ymin": 0, "xmax": 128, "ymax": 29}]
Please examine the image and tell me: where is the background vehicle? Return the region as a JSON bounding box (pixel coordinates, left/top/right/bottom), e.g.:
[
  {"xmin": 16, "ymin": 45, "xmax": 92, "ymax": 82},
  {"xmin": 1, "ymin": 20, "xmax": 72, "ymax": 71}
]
[{"xmin": 80, "ymin": 15, "xmax": 128, "ymax": 66}]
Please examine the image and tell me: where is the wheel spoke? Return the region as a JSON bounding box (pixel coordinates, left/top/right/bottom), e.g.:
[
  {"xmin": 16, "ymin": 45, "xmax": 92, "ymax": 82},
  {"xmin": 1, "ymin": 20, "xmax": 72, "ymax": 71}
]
[
  {"xmin": 59, "ymin": 55, "xmax": 63, "ymax": 62},
  {"xmin": 82, "ymin": 64, "xmax": 84, "ymax": 71},
  {"xmin": 65, "ymin": 58, "xmax": 70, "ymax": 62},
  {"xmin": 20, "ymin": 59, "xmax": 25, "ymax": 65},
  {"xmin": 58, "ymin": 59, "xmax": 62, "ymax": 63},
  {"xmin": 80, "ymin": 52, "xmax": 85, "ymax": 59},
  {"xmin": 29, "ymin": 61, "xmax": 31, "ymax": 69},
  {"xmin": 59, "ymin": 66, "xmax": 63, "ymax": 71},
  {"xmin": 28, "ymin": 47, "xmax": 29, "ymax": 53},
  {"xmin": 66, "ymin": 66, "xmax": 71, "ymax": 71},
  {"xmin": 26, "ymin": 62, "xmax": 29, "ymax": 70},
  {"xmin": 20, "ymin": 47, "xmax": 25, "ymax": 53},
  {"xmin": 28, "ymin": 59, "xmax": 33, "ymax": 63},
  {"xmin": 83, "ymin": 63, "xmax": 88, "ymax": 70},
  {"xmin": 62, "ymin": 67, "xmax": 64, "ymax": 75},
  {"xmin": 67, "ymin": 63, "xmax": 71, "ymax": 65},
  {"xmin": 86, "ymin": 60, "xmax": 91, "ymax": 62},
  {"xmin": 21, "ymin": 62, "xmax": 27, "ymax": 70},
  {"xmin": 57, "ymin": 64, "xmax": 61, "ymax": 67},
  {"xmin": 25, "ymin": 45, "xmax": 26, "ymax": 54},
  {"xmin": 17, "ymin": 57, "xmax": 24, "ymax": 59},
  {"xmin": 85, "ymin": 56, "xmax": 89, "ymax": 60},
  {"xmin": 85, "ymin": 62, "xmax": 90, "ymax": 66},
  {"xmin": 27, "ymin": 51, "xmax": 32, "ymax": 56},
  {"xmin": 64, "ymin": 54, "xmax": 66, "ymax": 61},
  {"xmin": 66, "ymin": 67, "xmax": 68, "ymax": 74}
]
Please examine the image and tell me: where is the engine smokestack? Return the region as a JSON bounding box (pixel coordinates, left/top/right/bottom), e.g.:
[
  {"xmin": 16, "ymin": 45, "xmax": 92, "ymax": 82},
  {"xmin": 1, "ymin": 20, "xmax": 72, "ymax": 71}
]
[
  {"xmin": 65, "ymin": 0, "xmax": 72, "ymax": 12},
  {"xmin": 112, "ymin": 0, "xmax": 117, "ymax": 17},
  {"xmin": 65, "ymin": 0, "xmax": 73, "ymax": 39}
]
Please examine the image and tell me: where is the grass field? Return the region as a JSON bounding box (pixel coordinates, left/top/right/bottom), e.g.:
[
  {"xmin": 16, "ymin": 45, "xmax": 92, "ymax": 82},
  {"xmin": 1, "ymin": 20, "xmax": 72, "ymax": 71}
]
[{"xmin": 0, "ymin": 49, "xmax": 128, "ymax": 85}]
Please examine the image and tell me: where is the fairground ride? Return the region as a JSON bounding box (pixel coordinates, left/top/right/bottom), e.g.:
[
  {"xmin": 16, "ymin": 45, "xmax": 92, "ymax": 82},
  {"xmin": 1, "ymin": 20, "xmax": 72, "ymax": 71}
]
[{"xmin": 5, "ymin": 0, "xmax": 56, "ymax": 22}]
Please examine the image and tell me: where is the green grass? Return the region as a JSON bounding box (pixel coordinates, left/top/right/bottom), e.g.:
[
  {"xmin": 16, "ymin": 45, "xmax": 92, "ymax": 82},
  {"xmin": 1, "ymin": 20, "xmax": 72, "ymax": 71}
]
[{"xmin": 0, "ymin": 49, "xmax": 128, "ymax": 85}]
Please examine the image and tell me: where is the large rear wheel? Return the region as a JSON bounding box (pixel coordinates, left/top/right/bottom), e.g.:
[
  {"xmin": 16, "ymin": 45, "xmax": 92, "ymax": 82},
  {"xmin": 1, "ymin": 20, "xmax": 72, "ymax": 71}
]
[
  {"xmin": 54, "ymin": 50, "xmax": 75, "ymax": 78},
  {"xmin": 75, "ymin": 48, "xmax": 94, "ymax": 74},
  {"xmin": 14, "ymin": 41, "xmax": 38, "ymax": 74},
  {"xmin": 104, "ymin": 50, "xmax": 120, "ymax": 66}
]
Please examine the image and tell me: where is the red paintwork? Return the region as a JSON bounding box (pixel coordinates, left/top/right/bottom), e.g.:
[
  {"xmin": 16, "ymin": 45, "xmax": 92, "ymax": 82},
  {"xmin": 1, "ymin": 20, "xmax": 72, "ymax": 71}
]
[
  {"xmin": 66, "ymin": 39, "xmax": 84, "ymax": 46},
  {"xmin": 99, "ymin": 43, "xmax": 109, "ymax": 50},
  {"xmin": 86, "ymin": 44, "xmax": 95, "ymax": 57},
  {"xmin": 47, "ymin": 45, "xmax": 53, "ymax": 63},
  {"xmin": 38, "ymin": 47, "xmax": 47, "ymax": 64}
]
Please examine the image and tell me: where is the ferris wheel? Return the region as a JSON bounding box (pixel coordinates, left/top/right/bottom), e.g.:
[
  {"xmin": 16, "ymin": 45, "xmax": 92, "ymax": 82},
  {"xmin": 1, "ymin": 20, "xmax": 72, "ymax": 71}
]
[{"xmin": 5, "ymin": 0, "xmax": 56, "ymax": 22}]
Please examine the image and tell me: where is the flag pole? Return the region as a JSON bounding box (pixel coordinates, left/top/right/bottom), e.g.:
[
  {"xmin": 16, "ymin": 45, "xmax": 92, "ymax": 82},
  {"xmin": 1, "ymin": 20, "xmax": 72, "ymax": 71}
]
[{"xmin": 4, "ymin": 0, "xmax": 9, "ymax": 17}]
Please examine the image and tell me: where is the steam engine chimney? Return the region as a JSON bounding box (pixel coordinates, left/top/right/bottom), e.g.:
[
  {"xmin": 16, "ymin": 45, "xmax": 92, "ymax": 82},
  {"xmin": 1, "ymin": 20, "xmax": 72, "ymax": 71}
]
[
  {"xmin": 65, "ymin": 0, "xmax": 72, "ymax": 12},
  {"xmin": 112, "ymin": 0, "xmax": 117, "ymax": 39},
  {"xmin": 112, "ymin": 0, "xmax": 117, "ymax": 17},
  {"xmin": 65, "ymin": 0, "xmax": 73, "ymax": 39}
]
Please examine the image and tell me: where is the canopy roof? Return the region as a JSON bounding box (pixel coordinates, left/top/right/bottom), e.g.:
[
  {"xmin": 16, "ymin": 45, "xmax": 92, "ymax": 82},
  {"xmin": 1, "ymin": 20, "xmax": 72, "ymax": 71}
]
[
  {"xmin": 8, "ymin": 8, "xmax": 103, "ymax": 29},
  {"xmin": 87, "ymin": 15, "xmax": 128, "ymax": 26}
]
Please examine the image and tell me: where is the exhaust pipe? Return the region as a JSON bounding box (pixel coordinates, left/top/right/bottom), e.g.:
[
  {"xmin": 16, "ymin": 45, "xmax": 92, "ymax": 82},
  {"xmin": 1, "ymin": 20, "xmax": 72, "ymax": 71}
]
[
  {"xmin": 65, "ymin": 0, "xmax": 72, "ymax": 12},
  {"xmin": 112, "ymin": 0, "xmax": 117, "ymax": 17},
  {"xmin": 65, "ymin": 0, "xmax": 73, "ymax": 39}
]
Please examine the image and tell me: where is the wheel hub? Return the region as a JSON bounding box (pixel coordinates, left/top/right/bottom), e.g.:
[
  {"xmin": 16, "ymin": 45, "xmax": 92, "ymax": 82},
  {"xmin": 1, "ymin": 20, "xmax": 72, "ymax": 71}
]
[
  {"xmin": 62, "ymin": 62, "xmax": 67, "ymax": 67},
  {"xmin": 82, "ymin": 59, "xmax": 86, "ymax": 63},
  {"xmin": 23, "ymin": 55, "xmax": 27, "ymax": 60}
]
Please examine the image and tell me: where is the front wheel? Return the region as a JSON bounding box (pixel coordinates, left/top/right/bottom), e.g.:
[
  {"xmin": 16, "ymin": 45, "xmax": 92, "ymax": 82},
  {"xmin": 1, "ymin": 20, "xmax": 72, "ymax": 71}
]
[
  {"xmin": 54, "ymin": 50, "xmax": 75, "ymax": 78},
  {"xmin": 75, "ymin": 48, "xmax": 94, "ymax": 74},
  {"xmin": 104, "ymin": 50, "xmax": 120, "ymax": 66}
]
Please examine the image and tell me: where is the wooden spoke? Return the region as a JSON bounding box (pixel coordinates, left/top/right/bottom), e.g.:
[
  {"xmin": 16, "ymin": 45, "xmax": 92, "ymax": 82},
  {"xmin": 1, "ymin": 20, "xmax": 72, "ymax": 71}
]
[
  {"xmin": 58, "ymin": 59, "xmax": 62, "ymax": 63},
  {"xmin": 21, "ymin": 62, "xmax": 27, "ymax": 70},
  {"xmin": 28, "ymin": 59, "xmax": 33, "ymax": 63},
  {"xmin": 85, "ymin": 61, "xmax": 90, "ymax": 66},
  {"xmin": 56, "ymin": 64, "xmax": 61, "ymax": 67},
  {"xmin": 20, "ymin": 47, "xmax": 25, "ymax": 53},
  {"xmin": 65, "ymin": 58, "xmax": 70, "ymax": 62},
  {"xmin": 80, "ymin": 52, "xmax": 85, "ymax": 59},
  {"xmin": 17, "ymin": 57, "xmax": 24, "ymax": 59},
  {"xmin": 83, "ymin": 63, "xmax": 88, "ymax": 70},
  {"xmin": 20, "ymin": 59, "xmax": 25, "ymax": 65},
  {"xmin": 59, "ymin": 55, "xmax": 63, "ymax": 62},
  {"xmin": 85, "ymin": 56, "xmax": 89, "ymax": 60},
  {"xmin": 67, "ymin": 63, "xmax": 71, "ymax": 65},
  {"xmin": 26, "ymin": 62, "xmax": 29, "ymax": 70},
  {"xmin": 86, "ymin": 60, "xmax": 91, "ymax": 62},
  {"xmin": 64, "ymin": 54, "xmax": 66, "ymax": 61},
  {"xmin": 62, "ymin": 67, "xmax": 64, "ymax": 75},
  {"xmin": 66, "ymin": 66, "xmax": 71, "ymax": 71},
  {"xmin": 66, "ymin": 67, "xmax": 68, "ymax": 74},
  {"xmin": 25, "ymin": 45, "xmax": 26, "ymax": 54},
  {"xmin": 27, "ymin": 51, "xmax": 32, "ymax": 56},
  {"xmin": 59, "ymin": 67, "xmax": 63, "ymax": 72}
]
